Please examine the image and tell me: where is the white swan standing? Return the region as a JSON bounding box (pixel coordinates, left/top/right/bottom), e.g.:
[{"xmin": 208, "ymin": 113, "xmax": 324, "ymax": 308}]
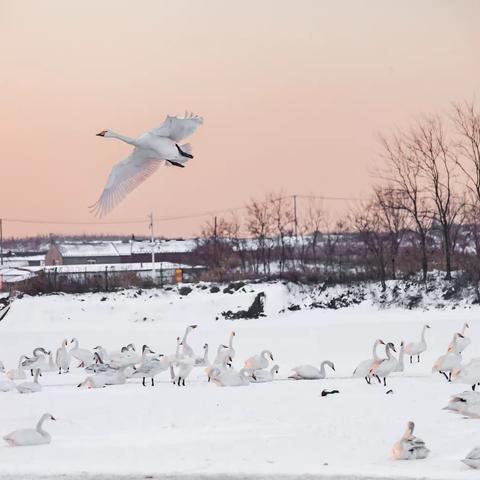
[
  {"xmin": 70, "ymin": 338, "xmax": 94, "ymax": 367},
  {"xmin": 244, "ymin": 350, "xmax": 274, "ymax": 371},
  {"xmin": 352, "ymin": 339, "xmax": 385, "ymax": 384},
  {"xmin": 448, "ymin": 322, "xmax": 471, "ymax": 354},
  {"xmin": 22, "ymin": 347, "xmax": 50, "ymax": 375},
  {"xmin": 55, "ymin": 339, "xmax": 71, "ymax": 374},
  {"xmin": 432, "ymin": 333, "xmax": 463, "ymax": 382},
  {"xmin": 404, "ymin": 324, "xmax": 430, "ymax": 363},
  {"xmin": 370, "ymin": 342, "xmax": 397, "ymax": 387},
  {"xmin": 451, "ymin": 358, "xmax": 480, "ymax": 391},
  {"xmin": 393, "ymin": 341, "xmax": 405, "ymax": 373},
  {"xmin": 130, "ymin": 346, "xmax": 171, "ymax": 386},
  {"xmin": 462, "ymin": 447, "xmax": 480, "ymax": 469},
  {"xmin": 3, "ymin": 413, "xmax": 56, "ymax": 447},
  {"xmin": 289, "ymin": 361, "xmax": 335, "ymax": 380},
  {"xmin": 180, "ymin": 324, "xmax": 198, "ymax": 358},
  {"xmin": 90, "ymin": 113, "xmax": 203, "ymax": 217},
  {"xmin": 214, "ymin": 331, "xmax": 236, "ymax": 366},
  {"xmin": 16, "ymin": 368, "xmax": 42, "ymax": 394},
  {"xmin": 392, "ymin": 421, "xmax": 430, "ymax": 460}
]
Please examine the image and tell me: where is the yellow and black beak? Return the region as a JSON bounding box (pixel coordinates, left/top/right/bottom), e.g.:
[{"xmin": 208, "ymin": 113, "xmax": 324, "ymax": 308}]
[{"xmin": 96, "ymin": 130, "xmax": 106, "ymax": 137}]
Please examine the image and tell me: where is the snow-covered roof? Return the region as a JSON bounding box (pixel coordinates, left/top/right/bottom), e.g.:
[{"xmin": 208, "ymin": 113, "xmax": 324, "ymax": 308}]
[
  {"xmin": 54, "ymin": 240, "xmax": 197, "ymax": 258},
  {"xmin": 0, "ymin": 267, "xmax": 37, "ymax": 283},
  {"xmin": 44, "ymin": 262, "xmax": 204, "ymax": 274}
]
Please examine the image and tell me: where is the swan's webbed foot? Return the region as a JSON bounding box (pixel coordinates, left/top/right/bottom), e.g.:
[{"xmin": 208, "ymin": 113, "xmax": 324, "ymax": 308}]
[
  {"xmin": 166, "ymin": 159, "xmax": 185, "ymax": 168},
  {"xmin": 175, "ymin": 144, "xmax": 193, "ymax": 159}
]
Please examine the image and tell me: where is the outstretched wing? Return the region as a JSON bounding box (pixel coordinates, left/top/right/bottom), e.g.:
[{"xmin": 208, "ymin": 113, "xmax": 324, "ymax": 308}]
[
  {"xmin": 89, "ymin": 150, "xmax": 162, "ymax": 217},
  {"xmin": 152, "ymin": 112, "xmax": 203, "ymax": 142}
]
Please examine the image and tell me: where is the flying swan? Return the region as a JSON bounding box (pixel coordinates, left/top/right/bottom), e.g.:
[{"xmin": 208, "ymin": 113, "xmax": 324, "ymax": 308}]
[{"xmin": 90, "ymin": 113, "xmax": 203, "ymax": 217}]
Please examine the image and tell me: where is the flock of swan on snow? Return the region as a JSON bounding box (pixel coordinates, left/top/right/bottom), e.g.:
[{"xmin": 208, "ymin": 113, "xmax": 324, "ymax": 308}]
[{"xmin": 1, "ymin": 317, "xmax": 479, "ymax": 468}]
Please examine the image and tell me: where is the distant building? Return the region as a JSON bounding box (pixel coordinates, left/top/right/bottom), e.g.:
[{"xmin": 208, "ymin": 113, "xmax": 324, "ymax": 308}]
[{"xmin": 45, "ymin": 240, "xmax": 198, "ymax": 266}]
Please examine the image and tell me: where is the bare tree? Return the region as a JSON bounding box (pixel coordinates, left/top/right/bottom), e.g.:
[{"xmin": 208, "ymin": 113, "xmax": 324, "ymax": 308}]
[
  {"xmin": 410, "ymin": 116, "xmax": 463, "ymax": 280},
  {"xmin": 373, "ymin": 186, "xmax": 408, "ymax": 279},
  {"xmin": 379, "ymin": 133, "xmax": 432, "ymax": 281}
]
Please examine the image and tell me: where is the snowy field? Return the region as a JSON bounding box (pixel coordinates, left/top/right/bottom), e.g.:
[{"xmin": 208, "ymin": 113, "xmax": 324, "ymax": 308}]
[{"xmin": 0, "ymin": 283, "xmax": 479, "ymax": 479}]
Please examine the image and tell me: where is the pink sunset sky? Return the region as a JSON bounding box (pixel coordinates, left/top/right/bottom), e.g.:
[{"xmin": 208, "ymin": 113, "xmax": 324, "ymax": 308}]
[{"xmin": 0, "ymin": 0, "xmax": 479, "ymax": 238}]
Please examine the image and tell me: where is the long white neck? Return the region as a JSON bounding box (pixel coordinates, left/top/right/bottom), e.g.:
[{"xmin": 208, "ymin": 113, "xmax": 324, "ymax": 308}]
[
  {"xmin": 386, "ymin": 345, "xmax": 394, "ymax": 360},
  {"xmin": 107, "ymin": 131, "xmax": 138, "ymax": 146},
  {"xmin": 72, "ymin": 339, "xmax": 79, "ymax": 349},
  {"xmin": 319, "ymin": 361, "xmax": 326, "ymax": 376},
  {"xmin": 17, "ymin": 355, "xmax": 25, "ymax": 368},
  {"xmin": 421, "ymin": 326, "xmax": 428, "ymax": 343},
  {"xmin": 182, "ymin": 328, "xmax": 191, "ymax": 344},
  {"xmin": 34, "ymin": 369, "xmax": 40, "ymax": 383},
  {"xmin": 36, "ymin": 415, "xmax": 48, "ymax": 436},
  {"xmin": 461, "ymin": 323, "xmax": 468, "ymax": 335},
  {"xmin": 203, "ymin": 346, "xmax": 209, "ymax": 363},
  {"xmin": 373, "ymin": 340, "xmax": 381, "ymax": 361},
  {"xmin": 175, "ymin": 339, "xmax": 181, "ymax": 359},
  {"xmin": 229, "ymin": 333, "xmax": 235, "ymax": 350},
  {"xmin": 398, "ymin": 344, "xmax": 404, "ymax": 368}
]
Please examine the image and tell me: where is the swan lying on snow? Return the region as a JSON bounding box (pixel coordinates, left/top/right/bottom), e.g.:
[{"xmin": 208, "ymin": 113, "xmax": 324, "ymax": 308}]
[
  {"xmin": 289, "ymin": 361, "xmax": 335, "ymax": 380},
  {"xmin": 404, "ymin": 324, "xmax": 430, "ymax": 363},
  {"xmin": 244, "ymin": 350, "xmax": 274, "ymax": 371},
  {"xmin": 91, "ymin": 113, "xmax": 203, "ymax": 217},
  {"xmin": 444, "ymin": 391, "xmax": 480, "ymax": 418},
  {"xmin": 462, "ymin": 447, "xmax": 480, "ymax": 469},
  {"xmin": 250, "ymin": 365, "xmax": 279, "ymax": 383},
  {"xmin": 6, "ymin": 355, "xmax": 27, "ymax": 380},
  {"xmin": 392, "ymin": 421, "xmax": 430, "ymax": 460},
  {"xmin": 3, "ymin": 413, "xmax": 55, "ymax": 447},
  {"xmin": 0, "ymin": 379, "xmax": 16, "ymax": 392},
  {"xmin": 16, "ymin": 368, "xmax": 41, "ymax": 394},
  {"xmin": 208, "ymin": 367, "xmax": 254, "ymax": 387}
]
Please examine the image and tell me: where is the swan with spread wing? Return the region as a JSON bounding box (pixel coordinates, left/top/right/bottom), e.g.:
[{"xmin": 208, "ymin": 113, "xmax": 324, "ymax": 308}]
[{"xmin": 90, "ymin": 113, "xmax": 203, "ymax": 217}]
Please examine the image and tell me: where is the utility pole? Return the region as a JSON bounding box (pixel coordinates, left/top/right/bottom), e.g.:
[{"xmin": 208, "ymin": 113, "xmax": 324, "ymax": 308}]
[
  {"xmin": 213, "ymin": 216, "xmax": 218, "ymax": 267},
  {"xmin": 149, "ymin": 213, "xmax": 156, "ymax": 280},
  {"xmin": 293, "ymin": 195, "xmax": 298, "ymax": 238},
  {"xmin": 0, "ymin": 218, "xmax": 3, "ymax": 266}
]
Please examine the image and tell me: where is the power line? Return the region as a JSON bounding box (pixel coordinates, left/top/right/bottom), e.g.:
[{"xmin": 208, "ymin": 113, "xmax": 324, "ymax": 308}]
[{"xmin": 0, "ymin": 194, "xmax": 360, "ymax": 226}]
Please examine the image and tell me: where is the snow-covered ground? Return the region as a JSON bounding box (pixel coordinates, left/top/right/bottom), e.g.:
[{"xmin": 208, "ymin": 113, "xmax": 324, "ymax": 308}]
[{"xmin": 0, "ymin": 282, "xmax": 479, "ymax": 479}]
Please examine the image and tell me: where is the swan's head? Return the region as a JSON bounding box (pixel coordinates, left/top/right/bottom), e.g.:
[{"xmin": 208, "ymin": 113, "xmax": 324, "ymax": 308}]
[
  {"xmin": 425, "ymin": 324, "xmax": 431, "ymax": 329},
  {"xmin": 44, "ymin": 413, "xmax": 56, "ymax": 421},
  {"xmin": 62, "ymin": 339, "xmax": 68, "ymax": 347},
  {"xmin": 127, "ymin": 343, "xmax": 136, "ymax": 351},
  {"xmin": 142, "ymin": 345, "xmax": 154, "ymax": 354},
  {"xmin": 267, "ymin": 351, "xmax": 274, "ymax": 361},
  {"xmin": 387, "ymin": 342, "xmax": 396, "ymax": 353},
  {"xmin": 231, "ymin": 331, "xmax": 236, "ymax": 337},
  {"xmin": 70, "ymin": 338, "xmax": 76, "ymax": 343},
  {"xmin": 203, "ymin": 343, "xmax": 208, "ymax": 350},
  {"xmin": 96, "ymin": 130, "xmax": 110, "ymax": 137},
  {"xmin": 189, "ymin": 324, "xmax": 198, "ymax": 331}
]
